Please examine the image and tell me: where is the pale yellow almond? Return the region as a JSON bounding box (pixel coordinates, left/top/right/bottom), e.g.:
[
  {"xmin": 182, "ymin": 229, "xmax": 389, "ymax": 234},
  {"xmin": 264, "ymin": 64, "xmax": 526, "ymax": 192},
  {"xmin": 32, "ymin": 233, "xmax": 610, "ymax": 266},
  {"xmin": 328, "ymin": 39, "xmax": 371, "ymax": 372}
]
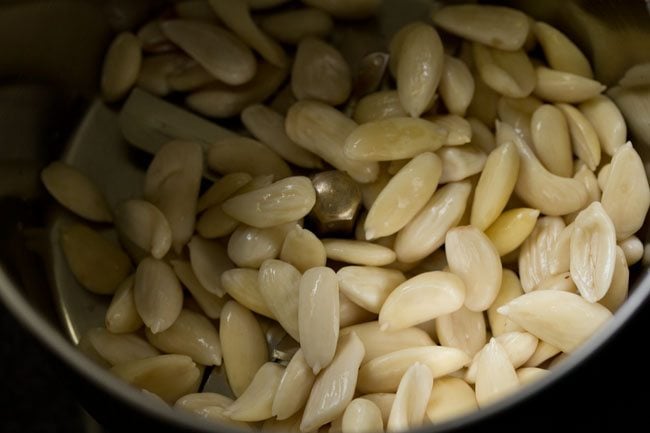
[
  {"xmin": 137, "ymin": 20, "xmax": 172, "ymax": 53},
  {"xmin": 394, "ymin": 182, "xmax": 471, "ymax": 263},
  {"xmin": 446, "ymin": 226, "xmax": 502, "ymax": 312},
  {"xmin": 360, "ymin": 168, "xmax": 392, "ymax": 210},
  {"xmin": 487, "ymin": 269, "xmax": 524, "ymax": 337},
  {"xmin": 195, "ymin": 205, "xmax": 238, "ymax": 239},
  {"xmin": 299, "ymin": 267, "xmax": 339, "ymax": 374},
  {"xmin": 485, "ymin": 208, "xmax": 540, "ymax": 256},
  {"xmin": 323, "ymin": 239, "xmax": 395, "ymax": 266},
  {"xmin": 208, "ymin": 0, "xmax": 286, "ymax": 67},
  {"xmin": 494, "ymin": 119, "xmax": 518, "ymax": 147},
  {"xmin": 519, "ymin": 216, "xmax": 566, "ymax": 292},
  {"xmin": 548, "ymin": 222, "xmax": 574, "ymax": 276},
  {"xmin": 60, "ymin": 224, "xmax": 131, "ymax": 295},
  {"xmin": 259, "ymin": 259, "xmax": 301, "ymax": 341},
  {"xmin": 343, "ymin": 117, "xmax": 447, "ymax": 162},
  {"xmin": 340, "ymin": 321, "xmax": 433, "ymax": 364},
  {"xmin": 572, "ymin": 164, "xmax": 601, "ymax": 213},
  {"xmin": 197, "ymin": 172, "xmax": 252, "ymax": 213},
  {"xmin": 378, "ymin": 271, "xmax": 465, "ymax": 331},
  {"xmin": 570, "ymin": 202, "xmax": 617, "ymax": 302},
  {"xmin": 512, "ymin": 131, "xmax": 588, "ymax": 215},
  {"xmin": 171, "ymin": 260, "xmax": 227, "ymax": 319},
  {"xmin": 523, "ymin": 341, "xmax": 561, "ymax": 368},
  {"xmin": 222, "ymin": 176, "xmax": 315, "ymax": 228},
  {"xmin": 285, "ymin": 101, "xmax": 379, "ymax": 183},
  {"xmin": 436, "ymin": 306, "xmax": 486, "ymax": 357},
  {"xmin": 224, "ymin": 362, "xmax": 284, "ymax": 421},
  {"xmin": 618, "ymin": 236, "xmax": 644, "ymax": 266},
  {"xmin": 101, "ymin": 32, "xmax": 141, "ymax": 102},
  {"xmin": 144, "ymin": 140, "xmax": 202, "ymax": 253},
  {"xmin": 112, "ymin": 354, "xmax": 200, "ymax": 404},
  {"xmin": 358, "ymin": 346, "xmax": 470, "ymax": 394},
  {"xmin": 386, "ymin": 363, "xmax": 433, "ymax": 432},
  {"xmin": 208, "ymin": 136, "xmax": 291, "ymax": 180},
  {"xmin": 301, "ymin": 0, "xmax": 379, "ymax": 19},
  {"xmin": 221, "ymin": 268, "xmax": 275, "ymax": 319},
  {"xmin": 188, "ymin": 235, "xmax": 233, "ymax": 296},
  {"xmin": 530, "ymin": 104, "xmax": 573, "ymax": 177},
  {"xmin": 498, "ymin": 291, "xmax": 612, "ymax": 352},
  {"xmin": 599, "ymin": 246, "xmax": 629, "ymax": 312},
  {"xmin": 167, "ymin": 62, "xmax": 216, "ymax": 92},
  {"xmin": 280, "ymin": 225, "xmax": 326, "ymax": 273},
  {"xmin": 516, "ymin": 367, "xmax": 548, "ymax": 386},
  {"xmin": 272, "ymin": 349, "xmax": 315, "ymax": 420},
  {"xmin": 259, "ymin": 8, "xmax": 332, "ymax": 45},
  {"xmin": 227, "ymin": 223, "xmax": 293, "ymax": 269},
  {"xmin": 361, "ymin": 394, "xmax": 395, "ymax": 427},
  {"xmin": 534, "ymin": 66, "xmax": 606, "ymax": 103},
  {"xmin": 475, "ymin": 338, "xmax": 519, "ymax": 407},
  {"xmin": 440, "ymin": 55, "xmax": 475, "ymax": 116},
  {"xmin": 220, "ymin": 301, "xmax": 268, "ymax": 396},
  {"xmin": 160, "ymin": 20, "xmax": 256, "ymax": 86},
  {"xmin": 465, "ymin": 332, "xmax": 538, "ymax": 384},
  {"xmin": 354, "ymin": 90, "xmax": 407, "ymax": 124},
  {"xmin": 426, "ymin": 377, "xmax": 478, "ymax": 423},
  {"xmin": 429, "ymin": 114, "xmax": 473, "ymax": 146},
  {"xmin": 241, "ymin": 104, "xmax": 322, "ymax": 169},
  {"xmin": 236, "ymin": 174, "xmax": 275, "ymax": 195},
  {"xmin": 601, "ymin": 142, "xmax": 650, "ymax": 239},
  {"xmin": 301, "ymin": 332, "xmax": 366, "ymax": 432},
  {"xmin": 41, "ymin": 161, "xmax": 113, "ymax": 223},
  {"xmin": 134, "ymin": 258, "xmax": 183, "ymax": 334},
  {"xmin": 556, "ymin": 103, "xmax": 601, "ymax": 171},
  {"xmin": 115, "ymin": 199, "xmax": 172, "ymax": 259},
  {"xmin": 397, "ymin": 24, "xmax": 444, "ymax": 118},
  {"xmin": 146, "ymin": 309, "xmax": 221, "ymax": 366},
  {"xmin": 176, "ymin": 393, "xmax": 253, "ymax": 429},
  {"xmin": 437, "ymin": 145, "xmax": 487, "ymax": 184},
  {"xmin": 262, "ymin": 413, "xmax": 302, "ymax": 433},
  {"xmin": 388, "ymin": 22, "xmax": 421, "ymax": 77},
  {"xmin": 337, "ymin": 266, "xmax": 405, "ymax": 314},
  {"xmin": 85, "ymin": 328, "xmax": 158, "ymax": 366},
  {"xmin": 597, "ymin": 164, "xmax": 611, "ymax": 192},
  {"xmin": 342, "ymin": 398, "xmax": 384, "ymax": 433},
  {"xmin": 471, "ymin": 141, "xmax": 520, "ymax": 230},
  {"xmin": 473, "ymin": 43, "xmax": 536, "ymax": 98},
  {"xmin": 105, "ymin": 275, "xmax": 142, "ymax": 334},
  {"xmin": 270, "ymin": 83, "xmax": 297, "ymax": 114},
  {"xmin": 365, "ymin": 152, "xmax": 442, "ymax": 239},
  {"xmin": 468, "ymin": 117, "xmax": 496, "ymax": 153},
  {"xmin": 466, "ymin": 70, "xmax": 499, "ymax": 126},
  {"xmin": 432, "ymin": 4, "xmax": 529, "ymax": 50},
  {"xmin": 534, "ymin": 22, "xmax": 593, "ymax": 78},
  {"xmin": 386, "ymin": 160, "xmax": 408, "ymax": 176},
  {"xmin": 536, "ymin": 272, "xmax": 577, "ymax": 293},
  {"xmin": 187, "ymin": 61, "xmax": 287, "ymax": 118},
  {"xmin": 578, "ymin": 95, "xmax": 626, "ymax": 156},
  {"xmin": 292, "ymin": 37, "xmax": 351, "ymax": 106},
  {"xmin": 339, "ymin": 292, "xmax": 377, "ymax": 328}
]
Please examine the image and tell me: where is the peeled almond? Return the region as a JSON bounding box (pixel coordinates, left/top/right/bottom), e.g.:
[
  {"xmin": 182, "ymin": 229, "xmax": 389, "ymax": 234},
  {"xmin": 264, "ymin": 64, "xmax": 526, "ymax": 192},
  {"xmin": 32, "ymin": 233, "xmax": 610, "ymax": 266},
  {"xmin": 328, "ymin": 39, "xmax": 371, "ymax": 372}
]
[
  {"xmin": 436, "ymin": 145, "xmax": 486, "ymax": 183},
  {"xmin": 485, "ymin": 208, "xmax": 540, "ymax": 256},
  {"xmin": 221, "ymin": 268, "xmax": 275, "ymax": 319},
  {"xmin": 301, "ymin": 332, "xmax": 365, "ymax": 432},
  {"xmin": 618, "ymin": 236, "xmax": 644, "ymax": 266},
  {"xmin": 487, "ymin": 269, "xmax": 524, "ymax": 336},
  {"xmin": 517, "ymin": 367, "xmax": 549, "ymax": 386},
  {"xmin": 225, "ymin": 362, "xmax": 285, "ymax": 421},
  {"xmin": 171, "ymin": 260, "xmax": 226, "ymax": 319},
  {"xmin": 498, "ymin": 291, "xmax": 613, "ymax": 352},
  {"xmin": 361, "ymin": 394, "xmax": 395, "ymax": 426},
  {"xmin": 524, "ymin": 341, "xmax": 561, "ymax": 368},
  {"xmin": 272, "ymin": 349, "xmax": 315, "ymax": 420},
  {"xmin": 465, "ymin": 332, "xmax": 538, "ymax": 383},
  {"xmin": 323, "ymin": 239, "xmax": 396, "ymax": 267},
  {"xmin": 436, "ymin": 306, "xmax": 487, "ymax": 357},
  {"xmin": 530, "ymin": 104, "xmax": 573, "ymax": 177},
  {"xmin": 85, "ymin": 328, "xmax": 159, "ymax": 366},
  {"xmin": 440, "ymin": 55, "xmax": 475, "ymax": 116},
  {"xmin": 474, "ymin": 338, "xmax": 519, "ymax": 407},
  {"xmin": 337, "ymin": 266, "xmax": 405, "ymax": 314},
  {"xmin": 60, "ymin": 224, "xmax": 131, "ymax": 295},
  {"xmin": 579, "ymin": 95, "xmax": 626, "ymax": 156},
  {"xmin": 534, "ymin": 66, "xmax": 606, "ymax": 103},
  {"xmin": 146, "ymin": 309, "xmax": 221, "ymax": 366},
  {"xmin": 426, "ymin": 377, "xmax": 478, "ymax": 423},
  {"xmin": 259, "ymin": 259, "xmax": 301, "ymax": 341},
  {"xmin": 386, "ymin": 363, "xmax": 433, "ymax": 432},
  {"xmin": 342, "ymin": 398, "xmax": 384, "ymax": 433},
  {"xmin": 280, "ymin": 225, "xmax": 327, "ymax": 272},
  {"xmin": 197, "ymin": 172, "xmax": 252, "ymax": 213},
  {"xmin": 195, "ymin": 205, "xmax": 238, "ymax": 239},
  {"xmin": 534, "ymin": 22, "xmax": 593, "ymax": 78},
  {"xmin": 101, "ymin": 32, "xmax": 141, "ymax": 102},
  {"xmin": 600, "ymin": 246, "xmax": 629, "ymax": 312},
  {"xmin": 227, "ymin": 224, "xmax": 292, "ymax": 269},
  {"xmin": 473, "ymin": 43, "xmax": 536, "ymax": 98},
  {"xmin": 105, "ymin": 276, "xmax": 143, "ymax": 334},
  {"xmin": 115, "ymin": 199, "xmax": 171, "ymax": 259},
  {"xmin": 518, "ymin": 216, "xmax": 566, "ymax": 292},
  {"xmin": 378, "ymin": 271, "xmax": 465, "ymax": 331},
  {"xmin": 467, "ymin": 70, "xmax": 500, "ymax": 126},
  {"xmin": 299, "ymin": 267, "xmax": 339, "ymax": 374},
  {"xmin": 176, "ymin": 393, "xmax": 252, "ymax": 428},
  {"xmin": 536, "ymin": 272, "xmax": 577, "ymax": 293},
  {"xmin": 208, "ymin": 136, "xmax": 291, "ymax": 180},
  {"xmin": 188, "ymin": 235, "xmax": 233, "ymax": 296},
  {"xmin": 41, "ymin": 161, "xmax": 112, "ymax": 222},
  {"xmin": 353, "ymin": 91, "xmax": 407, "ymax": 124},
  {"xmin": 339, "ymin": 293, "xmax": 377, "ymax": 328},
  {"xmin": 468, "ymin": 117, "xmax": 496, "ymax": 153},
  {"xmin": 134, "ymin": 258, "xmax": 183, "ymax": 334},
  {"xmin": 556, "ymin": 103, "xmax": 601, "ymax": 171},
  {"xmin": 259, "ymin": 8, "xmax": 333, "ymax": 45}
]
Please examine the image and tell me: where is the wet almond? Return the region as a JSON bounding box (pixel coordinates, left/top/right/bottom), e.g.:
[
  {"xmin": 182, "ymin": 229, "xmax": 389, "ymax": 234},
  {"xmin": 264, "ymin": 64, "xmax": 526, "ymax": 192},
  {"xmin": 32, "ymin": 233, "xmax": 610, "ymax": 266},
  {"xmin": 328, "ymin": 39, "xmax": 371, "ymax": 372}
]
[
  {"xmin": 518, "ymin": 216, "xmax": 566, "ymax": 292},
  {"xmin": 188, "ymin": 235, "xmax": 233, "ymax": 296},
  {"xmin": 221, "ymin": 268, "xmax": 275, "ymax": 319},
  {"xmin": 342, "ymin": 398, "xmax": 384, "ymax": 433},
  {"xmin": 197, "ymin": 172, "xmax": 252, "ymax": 213},
  {"xmin": 534, "ymin": 66, "xmax": 605, "ymax": 103},
  {"xmin": 436, "ymin": 306, "xmax": 487, "ymax": 357},
  {"xmin": 534, "ymin": 22, "xmax": 593, "ymax": 78},
  {"xmin": 260, "ymin": 8, "xmax": 333, "ymax": 45},
  {"xmin": 280, "ymin": 225, "xmax": 327, "ymax": 272},
  {"xmin": 259, "ymin": 259, "xmax": 301, "ymax": 340},
  {"xmin": 323, "ymin": 239, "xmax": 396, "ymax": 267},
  {"xmin": 115, "ymin": 199, "xmax": 171, "ymax": 259},
  {"xmin": 474, "ymin": 338, "xmax": 519, "ymax": 407},
  {"xmin": 436, "ymin": 145, "xmax": 486, "ymax": 183},
  {"xmin": 473, "ymin": 43, "xmax": 536, "ymax": 98},
  {"xmin": 426, "ymin": 377, "xmax": 478, "ymax": 423},
  {"xmin": 353, "ymin": 91, "xmax": 407, "ymax": 124},
  {"xmin": 487, "ymin": 269, "xmax": 524, "ymax": 336},
  {"xmin": 225, "ymin": 362, "xmax": 285, "ymax": 421},
  {"xmin": 485, "ymin": 208, "xmax": 540, "ymax": 256},
  {"xmin": 386, "ymin": 363, "xmax": 433, "ymax": 432},
  {"xmin": 101, "ymin": 32, "xmax": 141, "ymax": 102},
  {"xmin": 208, "ymin": 136, "xmax": 291, "ymax": 180},
  {"xmin": 556, "ymin": 103, "xmax": 601, "ymax": 171},
  {"xmin": 105, "ymin": 275, "xmax": 143, "ymax": 334},
  {"xmin": 337, "ymin": 266, "xmax": 405, "ymax": 314},
  {"xmin": 195, "ymin": 205, "xmax": 238, "ymax": 239},
  {"xmin": 85, "ymin": 327, "xmax": 159, "ymax": 366},
  {"xmin": 134, "ymin": 258, "xmax": 183, "ymax": 334},
  {"xmin": 600, "ymin": 246, "xmax": 629, "ymax": 312},
  {"xmin": 272, "ymin": 349, "xmax": 315, "ymax": 420},
  {"xmin": 618, "ymin": 235, "xmax": 644, "ymax": 266},
  {"xmin": 579, "ymin": 95, "xmax": 626, "ymax": 157},
  {"xmin": 439, "ymin": 55, "xmax": 475, "ymax": 116},
  {"xmin": 171, "ymin": 260, "xmax": 227, "ymax": 319}
]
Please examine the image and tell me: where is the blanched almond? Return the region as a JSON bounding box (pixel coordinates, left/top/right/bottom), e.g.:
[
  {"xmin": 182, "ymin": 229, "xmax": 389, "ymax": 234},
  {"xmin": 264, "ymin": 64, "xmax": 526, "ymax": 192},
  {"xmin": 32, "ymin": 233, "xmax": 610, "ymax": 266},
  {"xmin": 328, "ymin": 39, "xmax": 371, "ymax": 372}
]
[
  {"xmin": 342, "ymin": 398, "xmax": 384, "ymax": 433},
  {"xmin": 343, "ymin": 117, "xmax": 447, "ymax": 162},
  {"xmin": 134, "ymin": 258, "xmax": 183, "ymax": 334},
  {"xmin": 601, "ymin": 142, "xmax": 650, "ymax": 239},
  {"xmin": 101, "ymin": 32, "xmax": 141, "ymax": 102},
  {"xmin": 221, "ymin": 268, "xmax": 275, "ymax": 319},
  {"xmin": 353, "ymin": 91, "xmax": 407, "ymax": 124},
  {"xmin": 395, "ymin": 182, "xmax": 471, "ymax": 263},
  {"xmin": 299, "ymin": 267, "xmax": 339, "ymax": 374},
  {"xmin": 530, "ymin": 104, "xmax": 573, "ymax": 177},
  {"xmin": 440, "ymin": 55, "xmax": 475, "ymax": 116},
  {"xmin": 220, "ymin": 301, "xmax": 268, "ymax": 396},
  {"xmin": 378, "ymin": 271, "xmax": 465, "ymax": 331},
  {"xmin": 301, "ymin": 332, "xmax": 366, "ymax": 432},
  {"xmin": 446, "ymin": 226, "xmax": 502, "ymax": 312},
  {"xmin": 105, "ymin": 275, "xmax": 143, "ymax": 334},
  {"xmin": 195, "ymin": 205, "xmax": 238, "ymax": 239},
  {"xmin": 432, "ymin": 5, "xmax": 529, "ymax": 51},
  {"xmin": 337, "ymin": 266, "xmax": 405, "ymax": 314},
  {"xmin": 208, "ymin": 136, "xmax": 291, "ymax": 180},
  {"xmin": 285, "ymin": 100, "xmax": 379, "ymax": 183},
  {"xmin": 176, "ymin": 393, "xmax": 252, "ymax": 428},
  {"xmin": 86, "ymin": 328, "xmax": 159, "ymax": 366},
  {"xmin": 339, "ymin": 292, "xmax": 377, "ymax": 328},
  {"xmin": 485, "ymin": 208, "xmax": 540, "ymax": 256},
  {"xmin": 115, "ymin": 199, "xmax": 171, "ymax": 259},
  {"xmin": 523, "ymin": 341, "xmax": 561, "ymax": 368},
  {"xmin": 323, "ymin": 239, "xmax": 396, "ymax": 266},
  {"xmin": 549, "ymin": 223, "xmax": 574, "ymax": 276},
  {"xmin": 280, "ymin": 225, "xmax": 327, "ymax": 273},
  {"xmin": 188, "ymin": 235, "xmax": 233, "ymax": 296},
  {"xmin": 468, "ymin": 117, "xmax": 496, "ymax": 153},
  {"xmin": 556, "ymin": 103, "xmax": 601, "ymax": 171},
  {"xmin": 618, "ymin": 235, "xmax": 644, "ymax": 266},
  {"xmin": 534, "ymin": 66, "xmax": 605, "ymax": 103},
  {"xmin": 426, "ymin": 377, "xmax": 477, "ymax": 423},
  {"xmin": 517, "ymin": 367, "xmax": 549, "ymax": 386},
  {"xmin": 570, "ymin": 202, "xmax": 617, "ymax": 302},
  {"xmin": 272, "ymin": 349, "xmax": 315, "ymax": 420},
  {"xmin": 437, "ymin": 145, "xmax": 486, "ymax": 183},
  {"xmin": 487, "ymin": 269, "xmax": 524, "ymax": 336},
  {"xmin": 599, "ymin": 246, "xmax": 629, "ymax": 312},
  {"xmin": 197, "ymin": 172, "xmax": 252, "ymax": 213},
  {"xmin": 471, "ymin": 141, "xmax": 520, "ymax": 230},
  {"xmin": 171, "ymin": 260, "xmax": 226, "ymax": 319},
  {"xmin": 473, "ymin": 43, "xmax": 535, "ymax": 98},
  {"xmin": 60, "ymin": 224, "xmax": 131, "ymax": 295},
  {"xmin": 465, "ymin": 332, "xmax": 538, "ymax": 384},
  {"xmin": 519, "ymin": 216, "xmax": 565, "ymax": 292},
  {"xmin": 111, "ymin": 354, "xmax": 200, "ymax": 404},
  {"xmin": 225, "ymin": 362, "xmax": 284, "ymax": 421},
  {"xmin": 436, "ymin": 306, "xmax": 486, "ymax": 357},
  {"xmin": 474, "ymin": 338, "xmax": 519, "ymax": 407},
  {"xmin": 397, "ymin": 24, "xmax": 444, "ymax": 118},
  {"xmin": 222, "ymin": 177, "xmax": 315, "ymax": 228},
  {"xmin": 227, "ymin": 224, "xmax": 291, "ymax": 269},
  {"xmin": 386, "ymin": 363, "xmax": 432, "ymax": 432},
  {"xmin": 579, "ymin": 95, "xmax": 626, "ymax": 156},
  {"xmin": 358, "ymin": 346, "xmax": 470, "ymax": 393},
  {"xmin": 259, "ymin": 259, "xmax": 301, "ymax": 341},
  {"xmin": 534, "ymin": 22, "xmax": 593, "ymax": 78},
  {"xmin": 467, "ymin": 69, "xmax": 499, "ymax": 126},
  {"xmin": 260, "ymin": 8, "xmax": 333, "ymax": 45},
  {"xmin": 160, "ymin": 20, "xmax": 256, "ymax": 85},
  {"xmin": 536, "ymin": 272, "xmax": 577, "ymax": 293},
  {"xmin": 41, "ymin": 161, "xmax": 112, "ymax": 222},
  {"xmin": 498, "ymin": 291, "xmax": 612, "ymax": 352},
  {"xmin": 365, "ymin": 152, "xmax": 442, "ymax": 239},
  {"xmin": 429, "ymin": 114, "xmax": 472, "ymax": 146}
]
